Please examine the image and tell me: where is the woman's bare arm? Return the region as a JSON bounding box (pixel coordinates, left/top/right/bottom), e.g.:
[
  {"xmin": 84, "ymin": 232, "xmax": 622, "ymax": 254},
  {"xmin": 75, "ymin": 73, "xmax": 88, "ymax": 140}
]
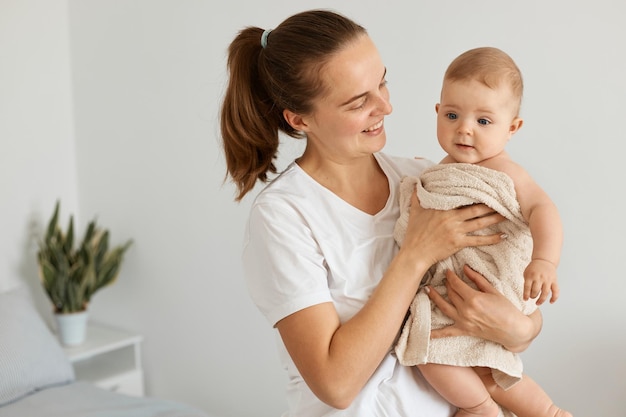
[
  {"xmin": 276, "ymin": 252, "xmax": 427, "ymax": 409},
  {"xmin": 276, "ymin": 194, "xmax": 506, "ymax": 409}
]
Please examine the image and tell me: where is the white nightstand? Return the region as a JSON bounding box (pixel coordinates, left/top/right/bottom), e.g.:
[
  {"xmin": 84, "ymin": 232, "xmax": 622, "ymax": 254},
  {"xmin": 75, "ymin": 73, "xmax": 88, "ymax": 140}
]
[{"xmin": 63, "ymin": 323, "xmax": 145, "ymax": 396}]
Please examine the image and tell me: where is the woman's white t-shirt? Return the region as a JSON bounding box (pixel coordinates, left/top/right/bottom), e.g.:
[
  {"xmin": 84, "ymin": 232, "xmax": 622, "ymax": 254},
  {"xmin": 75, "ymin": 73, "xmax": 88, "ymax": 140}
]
[{"xmin": 243, "ymin": 153, "xmax": 454, "ymax": 417}]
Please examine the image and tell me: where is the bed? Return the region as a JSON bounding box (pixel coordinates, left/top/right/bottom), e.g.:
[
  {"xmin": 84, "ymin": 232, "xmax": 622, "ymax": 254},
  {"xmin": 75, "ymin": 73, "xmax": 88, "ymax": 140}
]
[{"xmin": 0, "ymin": 286, "xmax": 213, "ymax": 417}]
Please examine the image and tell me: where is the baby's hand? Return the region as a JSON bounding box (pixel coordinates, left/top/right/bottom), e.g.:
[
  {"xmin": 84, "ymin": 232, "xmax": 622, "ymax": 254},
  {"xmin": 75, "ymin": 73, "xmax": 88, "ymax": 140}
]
[{"xmin": 523, "ymin": 259, "xmax": 559, "ymax": 305}]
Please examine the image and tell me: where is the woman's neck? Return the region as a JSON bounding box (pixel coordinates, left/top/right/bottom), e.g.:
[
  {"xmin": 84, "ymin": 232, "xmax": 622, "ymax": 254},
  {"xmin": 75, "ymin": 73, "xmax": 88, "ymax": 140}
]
[{"xmin": 296, "ymin": 153, "xmax": 389, "ymax": 215}]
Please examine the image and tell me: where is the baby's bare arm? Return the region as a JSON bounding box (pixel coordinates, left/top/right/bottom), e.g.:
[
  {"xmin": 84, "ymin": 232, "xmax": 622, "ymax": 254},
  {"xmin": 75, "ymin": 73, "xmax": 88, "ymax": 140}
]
[{"xmin": 481, "ymin": 155, "xmax": 563, "ymax": 303}]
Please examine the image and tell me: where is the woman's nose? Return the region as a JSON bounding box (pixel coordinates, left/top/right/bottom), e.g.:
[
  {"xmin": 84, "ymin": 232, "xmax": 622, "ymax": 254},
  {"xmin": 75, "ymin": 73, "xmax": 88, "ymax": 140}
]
[{"xmin": 375, "ymin": 93, "xmax": 393, "ymax": 115}]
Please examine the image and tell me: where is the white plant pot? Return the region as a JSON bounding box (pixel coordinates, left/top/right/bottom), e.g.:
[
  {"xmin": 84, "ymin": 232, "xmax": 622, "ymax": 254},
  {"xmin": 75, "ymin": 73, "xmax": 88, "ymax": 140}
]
[{"xmin": 55, "ymin": 310, "xmax": 88, "ymax": 346}]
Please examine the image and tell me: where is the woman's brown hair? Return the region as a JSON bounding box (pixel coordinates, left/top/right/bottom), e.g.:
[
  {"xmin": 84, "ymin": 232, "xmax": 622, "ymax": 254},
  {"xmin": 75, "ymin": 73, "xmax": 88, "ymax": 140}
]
[{"xmin": 220, "ymin": 9, "xmax": 366, "ymax": 200}]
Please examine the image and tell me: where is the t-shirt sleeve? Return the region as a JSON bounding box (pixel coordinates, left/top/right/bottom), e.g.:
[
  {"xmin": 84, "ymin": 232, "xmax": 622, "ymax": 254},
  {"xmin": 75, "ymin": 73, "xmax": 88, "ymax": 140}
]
[{"xmin": 243, "ymin": 199, "xmax": 333, "ymax": 327}]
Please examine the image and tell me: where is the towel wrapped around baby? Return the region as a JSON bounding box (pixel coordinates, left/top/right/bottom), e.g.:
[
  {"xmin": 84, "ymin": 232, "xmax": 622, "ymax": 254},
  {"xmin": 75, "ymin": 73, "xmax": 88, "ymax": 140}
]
[{"xmin": 393, "ymin": 163, "xmax": 537, "ymax": 391}]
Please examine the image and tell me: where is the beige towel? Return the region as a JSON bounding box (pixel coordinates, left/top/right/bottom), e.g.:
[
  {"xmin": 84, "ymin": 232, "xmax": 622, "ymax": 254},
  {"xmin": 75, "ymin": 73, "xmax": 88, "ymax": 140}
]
[{"xmin": 394, "ymin": 163, "xmax": 537, "ymax": 391}]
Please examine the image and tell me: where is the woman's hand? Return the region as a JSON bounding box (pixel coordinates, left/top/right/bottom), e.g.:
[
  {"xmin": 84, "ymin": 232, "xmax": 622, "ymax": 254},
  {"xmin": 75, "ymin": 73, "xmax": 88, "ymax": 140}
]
[
  {"xmin": 400, "ymin": 192, "xmax": 507, "ymax": 269},
  {"xmin": 427, "ymin": 265, "xmax": 543, "ymax": 353}
]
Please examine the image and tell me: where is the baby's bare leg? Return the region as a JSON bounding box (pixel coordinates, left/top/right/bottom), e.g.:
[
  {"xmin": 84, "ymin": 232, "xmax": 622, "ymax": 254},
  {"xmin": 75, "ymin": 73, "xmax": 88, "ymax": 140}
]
[
  {"xmin": 418, "ymin": 363, "xmax": 499, "ymax": 417},
  {"xmin": 475, "ymin": 368, "xmax": 572, "ymax": 417}
]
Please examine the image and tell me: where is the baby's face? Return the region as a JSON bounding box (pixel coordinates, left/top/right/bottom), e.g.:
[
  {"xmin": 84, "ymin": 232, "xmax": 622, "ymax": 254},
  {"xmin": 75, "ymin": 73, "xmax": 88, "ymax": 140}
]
[{"xmin": 436, "ymin": 79, "xmax": 521, "ymax": 164}]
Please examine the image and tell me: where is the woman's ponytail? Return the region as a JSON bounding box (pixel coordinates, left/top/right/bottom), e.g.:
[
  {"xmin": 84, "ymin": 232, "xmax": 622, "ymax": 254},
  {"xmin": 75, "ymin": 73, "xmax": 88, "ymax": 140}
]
[{"xmin": 220, "ymin": 10, "xmax": 366, "ymax": 200}]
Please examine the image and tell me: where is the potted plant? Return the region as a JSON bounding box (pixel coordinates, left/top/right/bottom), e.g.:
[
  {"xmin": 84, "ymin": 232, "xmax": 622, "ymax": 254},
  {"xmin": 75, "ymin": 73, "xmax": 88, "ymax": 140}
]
[{"xmin": 37, "ymin": 200, "xmax": 133, "ymax": 346}]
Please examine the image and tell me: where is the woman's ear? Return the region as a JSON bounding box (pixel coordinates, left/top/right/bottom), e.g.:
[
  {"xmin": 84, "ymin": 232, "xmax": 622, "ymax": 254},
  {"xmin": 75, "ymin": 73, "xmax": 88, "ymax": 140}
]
[
  {"xmin": 435, "ymin": 103, "xmax": 440, "ymax": 114},
  {"xmin": 283, "ymin": 109, "xmax": 309, "ymax": 132}
]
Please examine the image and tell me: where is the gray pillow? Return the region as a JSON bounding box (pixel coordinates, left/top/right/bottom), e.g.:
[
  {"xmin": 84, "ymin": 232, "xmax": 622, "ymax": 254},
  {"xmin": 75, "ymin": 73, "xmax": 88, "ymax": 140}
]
[{"xmin": 0, "ymin": 288, "xmax": 75, "ymax": 406}]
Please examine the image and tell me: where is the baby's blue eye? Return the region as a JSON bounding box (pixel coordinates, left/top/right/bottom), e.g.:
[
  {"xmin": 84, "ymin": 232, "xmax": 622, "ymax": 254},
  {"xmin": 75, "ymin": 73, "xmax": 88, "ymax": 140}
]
[
  {"xmin": 446, "ymin": 113, "xmax": 457, "ymax": 120},
  {"xmin": 478, "ymin": 118, "xmax": 491, "ymax": 125}
]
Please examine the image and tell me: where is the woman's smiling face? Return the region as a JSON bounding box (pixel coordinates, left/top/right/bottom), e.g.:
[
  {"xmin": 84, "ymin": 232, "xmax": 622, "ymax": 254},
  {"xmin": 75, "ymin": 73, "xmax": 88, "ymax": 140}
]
[{"xmin": 295, "ymin": 34, "xmax": 393, "ymax": 162}]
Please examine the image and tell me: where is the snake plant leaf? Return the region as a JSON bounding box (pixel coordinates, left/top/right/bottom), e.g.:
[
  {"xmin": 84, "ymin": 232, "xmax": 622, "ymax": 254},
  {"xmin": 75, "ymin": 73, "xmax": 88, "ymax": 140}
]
[
  {"xmin": 45, "ymin": 201, "xmax": 60, "ymax": 243},
  {"xmin": 63, "ymin": 216, "xmax": 74, "ymax": 255},
  {"xmin": 37, "ymin": 201, "xmax": 132, "ymax": 314}
]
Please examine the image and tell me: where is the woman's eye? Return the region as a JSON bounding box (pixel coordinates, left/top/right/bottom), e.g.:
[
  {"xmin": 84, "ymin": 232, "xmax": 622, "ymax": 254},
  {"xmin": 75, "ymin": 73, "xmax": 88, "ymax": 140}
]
[
  {"xmin": 353, "ymin": 100, "xmax": 367, "ymax": 110},
  {"xmin": 478, "ymin": 118, "xmax": 491, "ymax": 125},
  {"xmin": 446, "ymin": 113, "xmax": 457, "ymax": 120}
]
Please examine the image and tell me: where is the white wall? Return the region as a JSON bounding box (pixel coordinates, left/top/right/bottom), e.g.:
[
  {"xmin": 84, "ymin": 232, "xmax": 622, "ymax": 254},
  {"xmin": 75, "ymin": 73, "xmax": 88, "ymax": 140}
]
[
  {"xmin": 0, "ymin": 0, "xmax": 78, "ymax": 305},
  {"xmin": 3, "ymin": 1, "xmax": 625, "ymax": 416}
]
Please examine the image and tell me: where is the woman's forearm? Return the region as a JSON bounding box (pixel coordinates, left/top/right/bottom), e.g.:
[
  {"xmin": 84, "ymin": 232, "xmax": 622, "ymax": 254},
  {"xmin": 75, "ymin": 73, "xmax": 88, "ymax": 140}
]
[{"xmin": 277, "ymin": 249, "xmax": 429, "ymax": 409}]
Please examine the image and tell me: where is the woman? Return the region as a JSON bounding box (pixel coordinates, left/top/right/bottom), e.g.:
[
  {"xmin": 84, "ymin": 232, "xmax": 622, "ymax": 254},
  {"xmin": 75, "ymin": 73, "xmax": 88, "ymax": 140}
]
[{"xmin": 220, "ymin": 9, "xmax": 542, "ymax": 417}]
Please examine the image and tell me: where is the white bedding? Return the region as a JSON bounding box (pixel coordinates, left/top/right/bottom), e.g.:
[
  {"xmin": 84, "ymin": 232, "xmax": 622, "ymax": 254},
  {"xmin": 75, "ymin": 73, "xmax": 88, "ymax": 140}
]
[
  {"xmin": 0, "ymin": 287, "xmax": 214, "ymax": 417},
  {"xmin": 0, "ymin": 381, "xmax": 210, "ymax": 417}
]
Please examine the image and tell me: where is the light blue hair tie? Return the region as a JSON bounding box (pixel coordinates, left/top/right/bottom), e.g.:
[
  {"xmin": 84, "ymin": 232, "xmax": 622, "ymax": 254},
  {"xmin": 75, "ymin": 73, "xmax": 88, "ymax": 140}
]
[{"xmin": 261, "ymin": 28, "xmax": 272, "ymax": 49}]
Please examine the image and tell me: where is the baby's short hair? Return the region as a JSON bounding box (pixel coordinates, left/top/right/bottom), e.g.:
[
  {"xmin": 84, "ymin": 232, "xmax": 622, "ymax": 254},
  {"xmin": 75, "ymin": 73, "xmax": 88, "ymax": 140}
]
[{"xmin": 444, "ymin": 47, "xmax": 523, "ymax": 112}]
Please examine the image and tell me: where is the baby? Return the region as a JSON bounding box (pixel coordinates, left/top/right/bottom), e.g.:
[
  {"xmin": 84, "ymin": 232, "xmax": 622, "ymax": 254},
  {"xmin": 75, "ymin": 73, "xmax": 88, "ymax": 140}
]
[{"xmin": 394, "ymin": 47, "xmax": 571, "ymax": 417}]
